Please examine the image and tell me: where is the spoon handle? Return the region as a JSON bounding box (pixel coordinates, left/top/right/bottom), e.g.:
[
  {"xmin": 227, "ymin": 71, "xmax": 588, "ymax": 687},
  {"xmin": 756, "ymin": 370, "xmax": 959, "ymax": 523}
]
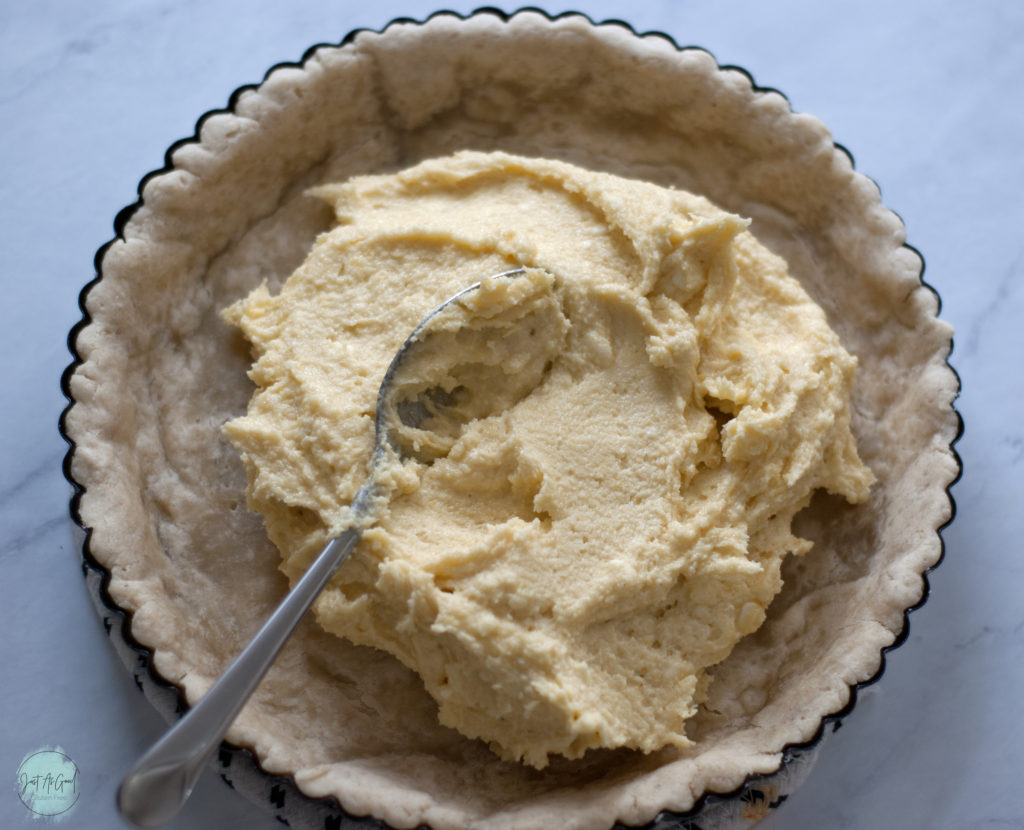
[{"xmin": 118, "ymin": 525, "xmax": 363, "ymax": 829}]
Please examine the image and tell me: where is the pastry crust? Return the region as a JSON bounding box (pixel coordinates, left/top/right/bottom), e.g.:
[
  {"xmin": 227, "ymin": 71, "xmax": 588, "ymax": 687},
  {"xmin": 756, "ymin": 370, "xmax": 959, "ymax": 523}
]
[{"xmin": 64, "ymin": 10, "xmax": 959, "ymax": 830}]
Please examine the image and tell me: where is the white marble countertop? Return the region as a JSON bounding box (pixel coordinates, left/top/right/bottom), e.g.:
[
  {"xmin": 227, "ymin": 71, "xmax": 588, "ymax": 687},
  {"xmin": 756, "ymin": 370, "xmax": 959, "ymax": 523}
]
[{"xmin": 2, "ymin": 1, "xmax": 1020, "ymax": 828}]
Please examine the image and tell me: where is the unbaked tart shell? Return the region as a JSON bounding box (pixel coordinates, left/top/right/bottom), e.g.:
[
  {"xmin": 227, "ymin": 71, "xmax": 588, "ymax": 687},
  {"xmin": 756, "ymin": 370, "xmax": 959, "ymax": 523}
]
[{"xmin": 61, "ymin": 9, "xmax": 961, "ymax": 830}]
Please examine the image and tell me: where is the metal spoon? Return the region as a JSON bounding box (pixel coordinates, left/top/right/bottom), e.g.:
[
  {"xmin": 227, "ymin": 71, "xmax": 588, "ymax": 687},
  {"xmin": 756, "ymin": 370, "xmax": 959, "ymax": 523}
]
[{"xmin": 117, "ymin": 267, "xmax": 525, "ymax": 828}]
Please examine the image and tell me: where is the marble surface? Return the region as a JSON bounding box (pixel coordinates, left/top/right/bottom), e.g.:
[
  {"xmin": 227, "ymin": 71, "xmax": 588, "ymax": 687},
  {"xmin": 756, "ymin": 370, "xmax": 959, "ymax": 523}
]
[{"xmin": 1, "ymin": 1, "xmax": 1020, "ymax": 828}]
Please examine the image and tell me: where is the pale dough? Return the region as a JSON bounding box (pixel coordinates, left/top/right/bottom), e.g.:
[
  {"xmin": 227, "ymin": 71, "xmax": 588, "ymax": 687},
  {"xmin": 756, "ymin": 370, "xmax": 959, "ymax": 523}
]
[{"xmin": 63, "ymin": 13, "xmax": 962, "ymax": 828}]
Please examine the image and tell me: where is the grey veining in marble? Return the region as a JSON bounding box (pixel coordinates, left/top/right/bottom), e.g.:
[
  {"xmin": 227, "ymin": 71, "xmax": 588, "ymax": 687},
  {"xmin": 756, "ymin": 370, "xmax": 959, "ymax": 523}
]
[{"xmin": 1, "ymin": 1, "xmax": 1020, "ymax": 829}]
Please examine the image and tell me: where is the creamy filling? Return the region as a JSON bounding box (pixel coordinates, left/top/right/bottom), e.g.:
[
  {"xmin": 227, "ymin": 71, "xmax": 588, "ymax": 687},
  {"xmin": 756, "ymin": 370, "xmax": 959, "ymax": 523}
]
[{"xmin": 223, "ymin": 150, "xmax": 873, "ymax": 768}]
